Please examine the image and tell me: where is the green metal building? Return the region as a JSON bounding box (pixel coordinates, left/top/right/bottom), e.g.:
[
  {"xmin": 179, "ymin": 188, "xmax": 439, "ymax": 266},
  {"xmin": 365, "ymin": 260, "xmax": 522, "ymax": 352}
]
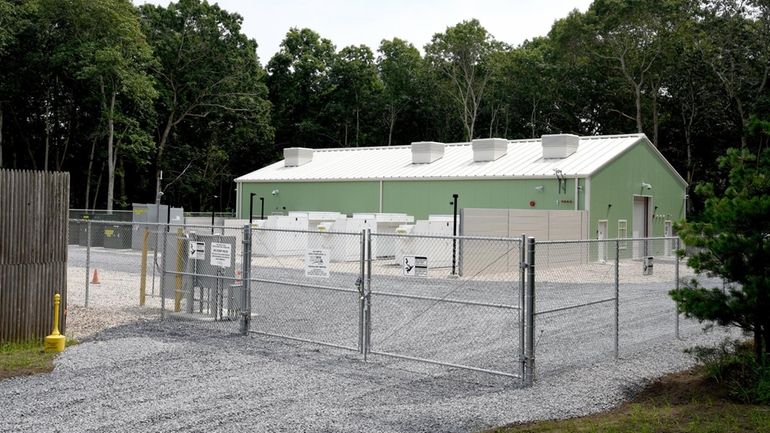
[{"xmin": 235, "ymin": 134, "xmax": 687, "ymax": 240}]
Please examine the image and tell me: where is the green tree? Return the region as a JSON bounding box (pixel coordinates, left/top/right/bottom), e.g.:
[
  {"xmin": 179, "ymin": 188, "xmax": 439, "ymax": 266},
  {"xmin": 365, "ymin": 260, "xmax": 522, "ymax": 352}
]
[
  {"xmin": 49, "ymin": 0, "xmax": 157, "ymax": 212},
  {"xmin": 267, "ymin": 28, "xmax": 336, "ymax": 148},
  {"xmin": 697, "ymin": 0, "xmax": 770, "ymax": 149},
  {"xmin": 425, "ymin": 19, "xmax": 500, "ymax": 141},
  {"xmin": 671, "ymin": 146, "xmax": 770, "ymax": 363},
  {"xmin": 329, "ymin": 45, "xmax": 381, "ymax": 147},
  {"xmin": 377, "ymin": 38, "xmax": 422, "ymax": 145},
  {"xmin": 139, "ymin": 0, "xmax": 272, "ymax": 203}
]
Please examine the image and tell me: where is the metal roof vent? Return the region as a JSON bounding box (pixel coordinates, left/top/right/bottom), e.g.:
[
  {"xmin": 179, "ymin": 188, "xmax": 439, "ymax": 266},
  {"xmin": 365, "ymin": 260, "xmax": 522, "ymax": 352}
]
[
  {"xmin": 284, "ymin": 147, "xmax": 314, "ymax": 167},
  {"xmin": 472, "ymin": 138, "xmax": 508, "ymax": 162},
  {"xmin": 541, "ymin": 134, "xmax": 579, "ymax": 159},
  {"xmin": 411, "ymin": 141, "xmax": 444, "ymax": 164}
]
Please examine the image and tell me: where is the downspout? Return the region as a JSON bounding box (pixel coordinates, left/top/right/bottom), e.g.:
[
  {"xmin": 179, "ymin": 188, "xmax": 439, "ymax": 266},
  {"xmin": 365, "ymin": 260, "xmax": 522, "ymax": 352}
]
[
  {"xmin": 378, "ymin": 180, "xmax": 383, "ymax": 213},
  {"xmin": 574, "ymin": 177, "xmax": 579, "ymax": 211},
  {"xmin": 235, "ymin": 182, "xmax": 241, "ymax": 219}
]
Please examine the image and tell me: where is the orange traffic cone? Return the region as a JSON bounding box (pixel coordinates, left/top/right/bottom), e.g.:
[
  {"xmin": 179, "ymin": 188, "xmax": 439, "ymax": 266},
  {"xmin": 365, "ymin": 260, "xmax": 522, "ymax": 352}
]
[{"xmin": 91, "ymin": 269, "xmax": 100, "ymax": 284}]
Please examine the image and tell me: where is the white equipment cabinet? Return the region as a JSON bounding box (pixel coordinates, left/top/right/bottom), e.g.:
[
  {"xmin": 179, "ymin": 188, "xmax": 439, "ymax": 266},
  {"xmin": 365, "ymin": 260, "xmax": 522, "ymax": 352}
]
[
  {"xmin": 252, "ymin": 215, "xmax": 308, "ymax": 257},
  {"xmin": 394, "ymin": 215, "xmax": 459, "ymax": 268}
]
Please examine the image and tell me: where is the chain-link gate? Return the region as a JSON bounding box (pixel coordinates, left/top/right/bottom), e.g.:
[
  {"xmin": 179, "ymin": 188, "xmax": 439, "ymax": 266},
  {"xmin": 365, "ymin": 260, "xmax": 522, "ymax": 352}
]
[
  {"xmin": 365, "ymin": 231, "xmax": 525, "ymax": 379},
  {"xmin": 68, "ymin": 219, "xmax": 715, "ymax": 386}
]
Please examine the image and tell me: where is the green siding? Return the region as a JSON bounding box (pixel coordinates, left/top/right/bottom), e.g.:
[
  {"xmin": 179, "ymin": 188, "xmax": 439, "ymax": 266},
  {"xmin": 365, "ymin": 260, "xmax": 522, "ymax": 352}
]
[
  {"xmin": 239, "ymin": 178, "xmax": 585, "ymax": 220},
  {"xmin": 589, "ymin": 142, "xmax": 686, "ymax": 239},
  {"xmin": 239, "ymin": 181, "xmax": 379, "ymax": 218},
  {"xmin": 382, "ymin": 179, "xmax": 581, "ymax": 220}
]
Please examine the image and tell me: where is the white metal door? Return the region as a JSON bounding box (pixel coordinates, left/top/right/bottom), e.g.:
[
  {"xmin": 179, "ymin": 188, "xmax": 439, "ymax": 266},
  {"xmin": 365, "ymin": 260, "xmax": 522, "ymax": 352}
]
[
  {"xmin": 597, "ymin": 220, "xmax": 608, "ymax": 262},
  {"xmin": 664, "ymin": 220, "xmax": 673, "ymax": 256},
  {"xmin": 632, "ymin": 196, "xmax": 650, "ymax": 259}
]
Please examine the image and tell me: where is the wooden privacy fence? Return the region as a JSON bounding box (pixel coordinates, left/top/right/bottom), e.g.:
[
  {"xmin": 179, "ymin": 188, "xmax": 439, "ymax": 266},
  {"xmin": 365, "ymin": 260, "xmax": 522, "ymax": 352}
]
[{"xmin": 0, "ymin": 169, "xmax": 69, "ymax": 342}]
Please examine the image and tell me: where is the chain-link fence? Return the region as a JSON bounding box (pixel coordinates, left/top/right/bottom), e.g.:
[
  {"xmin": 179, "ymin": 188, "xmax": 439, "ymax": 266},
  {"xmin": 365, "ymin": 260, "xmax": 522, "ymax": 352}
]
[
  {"xmin": 67, "ymin": 222, "xmax": 720, "ymax": 385},
  {"xmin": 67, "ymin": 220, "xmax": 160, "ymax": 309},
  {"xmin": 531, "ymin": 237, "xmax": 707, "ymax": 378},
  {"xmin": 248, "ymin": 227, "xmax": 364, "ymax": 351},
  {"xmin": 368, "ymin": 232, "xmax": 524, "ymax": 378}
]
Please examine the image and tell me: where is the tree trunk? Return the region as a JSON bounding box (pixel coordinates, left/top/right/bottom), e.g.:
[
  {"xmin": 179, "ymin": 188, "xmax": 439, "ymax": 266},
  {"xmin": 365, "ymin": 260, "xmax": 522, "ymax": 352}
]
[
  {"xmin": 387, "ymin": 106, "xmax": 396, "ymax": 146},
  {"xmin": 119, "ymin": 158, "xmax": 126, "ymax": 209},
  {"xmin": 93, "ymin": 162, "xmax": 104, "ymax": 210},
  {"xmin": 155, "ymin": 112, "xmax": 175, "ymax": 197},
  {"xmin": 651, "ymin": 92, "xmax": 659, "ymax": 147},
  {"xmin": 0, "ymin": 101, "xmax": 3, "ymax": 168},
  {"xmin": 106, "ymin": 92, "xmax": 116, "ymax": 213},
  {"xmin": 635, "ymin": 83, "xmax": 643, "ymax": 134},
  {"xmin": 44, "ymin": 122, "xmax": 49, "ymax": 171},
  {"xmin": 84, "ymin": 134, "xmax": 98, "ymax": 210},
  {"xmin": 355, "ymin": 107, "xmax": 360, "ymax": 146},
  {"xmin": 736, "ymin": 99, "xmax": 747, "ymax": 149}
]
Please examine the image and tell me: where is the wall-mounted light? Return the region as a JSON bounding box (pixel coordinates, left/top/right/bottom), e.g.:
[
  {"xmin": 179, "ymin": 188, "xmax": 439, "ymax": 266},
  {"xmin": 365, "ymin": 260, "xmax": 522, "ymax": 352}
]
[
  {"xmin": 534, "ymin": 185, "xmax": 544, "ymax": 192},
  {"xmin": 641, "ymin": 182, "xmax": 652, "ymax": 190},
  {"xmin": 271, "ymin": 189, "xmax": 280, "ymax": 196}
]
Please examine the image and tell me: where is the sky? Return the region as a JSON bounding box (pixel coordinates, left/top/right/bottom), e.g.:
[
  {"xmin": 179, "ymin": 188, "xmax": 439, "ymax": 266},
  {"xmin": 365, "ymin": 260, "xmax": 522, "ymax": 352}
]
[{"xmin": 135, "ymin": 0, "xmax": 594, "ymax": 64}]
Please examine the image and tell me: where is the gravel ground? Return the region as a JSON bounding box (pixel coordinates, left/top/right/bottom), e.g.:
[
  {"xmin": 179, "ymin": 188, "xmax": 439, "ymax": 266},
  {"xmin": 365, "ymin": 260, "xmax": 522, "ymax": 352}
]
[
  {"xmin": 0, "ymin": 318, "xmax": 736, "ymax": 433},
  {"xmin": 19, "ymin": 244, "xmax": 735, "ymax": 432}
]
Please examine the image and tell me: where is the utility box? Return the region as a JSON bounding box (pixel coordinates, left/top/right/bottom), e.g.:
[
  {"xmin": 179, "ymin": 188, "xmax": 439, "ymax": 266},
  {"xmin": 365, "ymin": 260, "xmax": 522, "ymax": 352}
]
[
  {"xmin": 643, "ymin": 256, "xmax": 654, "ymax": 275},
  {"xmin": 103, "ymin": 224, "xmax": 132, "ymax": 249}
]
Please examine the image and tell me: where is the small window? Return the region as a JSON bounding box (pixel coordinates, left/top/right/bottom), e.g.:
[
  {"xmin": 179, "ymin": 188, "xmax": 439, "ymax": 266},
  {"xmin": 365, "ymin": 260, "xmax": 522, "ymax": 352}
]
[{"xmin": 618, "ymin": 220, "xmax": 628, "ymax": 250}]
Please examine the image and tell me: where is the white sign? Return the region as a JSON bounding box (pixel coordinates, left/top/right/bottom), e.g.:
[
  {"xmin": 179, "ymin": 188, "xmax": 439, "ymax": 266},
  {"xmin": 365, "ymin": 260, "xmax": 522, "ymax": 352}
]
[
  {"xmin": 188, "ymin": 241, "xmax": 205, "ymax": 260},
  {"xmin": 403, "ymin": 256, "xmax": 428, "ymax": 277},
  {"xmin": 210, "ymin": 242, "xmax": 232, "ymax": 268},
  {"xmin": 305, "ymin": 249, "xmax": 330, "ymax": 278}
]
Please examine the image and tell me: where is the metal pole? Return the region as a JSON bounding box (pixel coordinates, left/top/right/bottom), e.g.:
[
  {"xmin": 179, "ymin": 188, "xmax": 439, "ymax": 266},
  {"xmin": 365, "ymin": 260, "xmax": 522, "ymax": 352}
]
[
  {"xmin": 160, "ymin": 221, "xmax": 167, "ymax": 320},
  {"xmin": 358, "ymin": 230, "xmax": 365, "ymax": 354},
  {"xmin": 85, "ymin": 220, "xmax": 91, "ymax": 308},
  {"xmin": 260, "ymin": 197, "xmax": 264, "ymax": 220},
  {"xmin": 614, "ymin": 239, "xmax": 620, "ymax": 360},
  {"xmin": 241, "ymin": 224, "xmax": 252, "ymax": 335},
  {"xmin": 211, "ymin": 194, "xmax": 218, "ymax": 235},
  {"xmin": 675, "ymin": 237, "xmax": 680, "ymax": 339},
  {"xmin": 249, "ymin": 193, "xmax": 255, "ymax": 224},
  {"xmin": 519, "ymin": 234, "xmax": 526, "ymax": 381},
  {"xmin": 525, "ymin": 236, "xmax": 535, "ymax": 386},
  {"xmin": 365, "ymin": 229, "xmax": 372, "ymax": 361},
  {"xmin": 451, "ymin": 194, "xmax": 458, "ymax": 276}
]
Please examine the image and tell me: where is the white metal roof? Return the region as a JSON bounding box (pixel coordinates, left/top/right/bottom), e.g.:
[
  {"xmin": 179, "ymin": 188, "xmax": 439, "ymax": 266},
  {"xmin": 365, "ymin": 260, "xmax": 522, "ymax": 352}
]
[{"xmin": 236, "ymin": 133, "xmax": 686, "ymax": 185}]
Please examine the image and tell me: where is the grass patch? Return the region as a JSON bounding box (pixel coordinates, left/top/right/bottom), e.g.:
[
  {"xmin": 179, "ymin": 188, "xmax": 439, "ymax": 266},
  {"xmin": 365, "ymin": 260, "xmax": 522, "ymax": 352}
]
[
  {"xmin": 0, "ymin": 339, "xmax": 76, "ymax": 380},
  {"xmin": 488, "ymin": 367, "xmax": 770, "ymax": 433}
]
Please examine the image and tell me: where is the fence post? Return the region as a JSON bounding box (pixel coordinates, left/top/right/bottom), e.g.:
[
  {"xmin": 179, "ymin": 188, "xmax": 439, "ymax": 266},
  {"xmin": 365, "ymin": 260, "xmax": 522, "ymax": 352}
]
[
  {"xmin": 364, "ymin": 228, "xmax": 373, "ymax": 361},
  {"xmin": 614, "ymin": 239, "xmax": 620, "ymax": 360},
  {"xmin": 85, "ymin": 220, "xmax": 91, "ymax": 308},
  {"xmin": 519, "ymin": 234, "xmax": 526, "ymax": 381},
  {"xmin": 675, "ymin": 237, "xmax": 680, "ymax": 339},
  {"xmin": 159, "ymin": 222, "xmax": 167, "ymax": 320},
  {"xmin": 358, "ymin": 229, "xmax": 366, "ymax": 354},
  {"xmin": 525, "ymin": 236, "xmax": 536, "ymax": 386},
  {"xmin": 241, "ymin": 224, "xmax": 252, "ymax": 336}
]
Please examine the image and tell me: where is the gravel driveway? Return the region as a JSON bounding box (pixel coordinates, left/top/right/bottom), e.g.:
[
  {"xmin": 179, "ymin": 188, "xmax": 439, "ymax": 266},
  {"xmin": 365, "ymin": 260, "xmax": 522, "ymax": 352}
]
[{"xmin": 0, "ymin": 317, "xmax": 735, "ymax": 433}]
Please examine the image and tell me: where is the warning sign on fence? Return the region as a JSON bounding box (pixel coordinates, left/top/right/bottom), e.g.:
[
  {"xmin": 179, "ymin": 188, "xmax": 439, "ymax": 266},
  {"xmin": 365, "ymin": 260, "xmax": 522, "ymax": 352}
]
[
  {"xmin": 305, "ymin": 249, "xmax": 330, "ymax": 278},
  {"xmin": 210, "ymin": 242, "xmax": 232, "ymax": 268},
  {"xmin": 403, "ymin": 256, "xmax": 427, "ymax": 277},
  {"xmin": 188, "ymin": 241, "xmax": 205, "ymax": 260}
]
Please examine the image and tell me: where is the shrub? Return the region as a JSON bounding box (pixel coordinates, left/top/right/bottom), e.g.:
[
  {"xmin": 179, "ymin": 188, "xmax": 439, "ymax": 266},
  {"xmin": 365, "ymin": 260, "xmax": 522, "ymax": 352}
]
[{"xmin": 687, "ymin": 339, "xmax": 770, "ymax": 404}]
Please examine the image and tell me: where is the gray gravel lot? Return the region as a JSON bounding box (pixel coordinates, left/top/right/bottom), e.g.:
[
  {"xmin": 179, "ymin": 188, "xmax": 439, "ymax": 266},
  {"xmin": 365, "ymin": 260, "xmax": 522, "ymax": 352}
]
[
  {"xmin": 1, "ymin": 318, "xmax": 736, "ymax": 433},
  {"xmin": 34, "ymin": 243, "xmax": 737, "ymax": 432}
]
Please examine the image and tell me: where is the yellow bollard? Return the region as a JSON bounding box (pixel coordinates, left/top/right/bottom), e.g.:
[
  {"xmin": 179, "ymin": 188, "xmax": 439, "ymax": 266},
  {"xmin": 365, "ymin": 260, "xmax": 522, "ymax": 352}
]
[{"xmin": 44, "ymin": 294, "xmax": 66, "ymax": 353}]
